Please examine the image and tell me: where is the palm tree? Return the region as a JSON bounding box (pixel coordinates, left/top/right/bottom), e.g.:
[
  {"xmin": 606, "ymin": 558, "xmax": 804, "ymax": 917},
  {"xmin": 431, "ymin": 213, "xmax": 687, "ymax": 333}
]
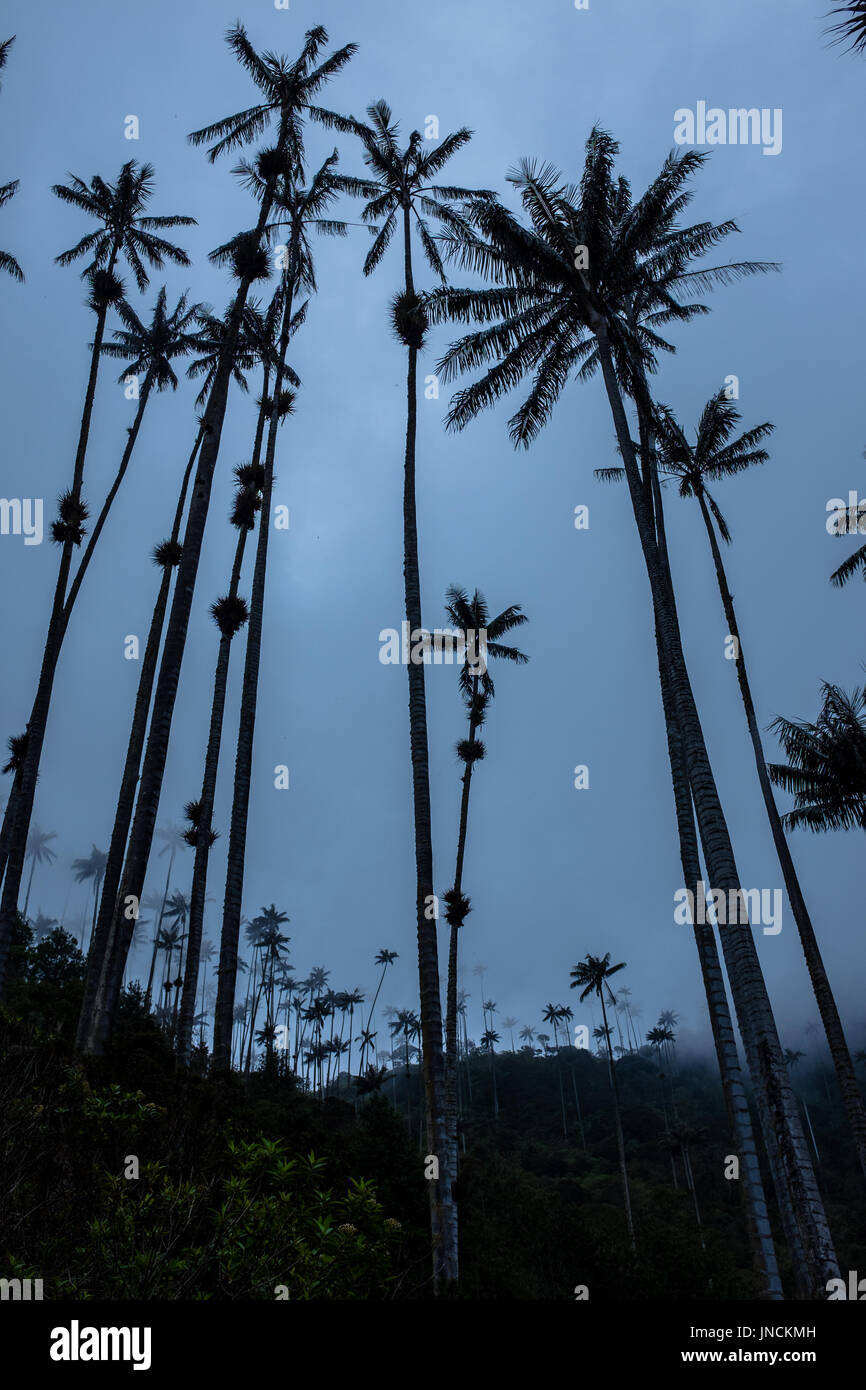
[
  {"xmin": 502, "ymin": 1016, "xmax": 519, "ymax": 1051},
  {"xmin": 429, "ymin": 131, "xmax": 835, "ymax": 1295},
  {"xmin": 441, "ymin": 584, "xmax": 527, "ymax": 1199},
  {"xmin": 23, "ymin": 825, "xmax": 57, "ymax": 919},
  {"xmin": 571, "ymin": 953, "xmax": 635, "ymax": 1248},
  {"xmin": 81, "ymin": 24, "xmax": 358, "ymax": 1058},
  {"xmin": 366, "ymin": 949, "xmax": 398, "ymax": 1041},
  {"xmin": 648, "ymin": 392, "xmax": 866, "ymax": 1178},
  {"xmin": 519, "ymin": 1024, "xmax": 536, "ymax": 1051},
  {"xmin": 0, "ymin": 163, "xmax": 194, "ymax": 986},
  {"xmin": 826, "ymin": 2, "xmax": 866, "ymax": 52},
  {"xmin": 341, "ymin": 102, "xmax": 491, "ymax": 1291},
  {"xmin": 0, "ymin": 37, "xmax": 22, "ymax": 282},
  {"xmin": 214, "ymin": 148, "xmax": 351, "ymax": 1070},
  {"xmin": 71, "ymin": 845, "xmax": 107, "ymax": 950}
]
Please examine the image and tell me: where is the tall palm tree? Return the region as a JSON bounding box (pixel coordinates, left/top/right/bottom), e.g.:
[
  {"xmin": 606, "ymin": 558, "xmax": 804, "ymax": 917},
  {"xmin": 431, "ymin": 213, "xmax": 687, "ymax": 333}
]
[
  {"xmin": 214, "ymin": 148, "xmax": 351, "ymax": 1071},
  {"xmin": 0, "ymin": 163, "xmax": 194, "ymax": 986},
  {"xmin": 23, "ymin": 825, "xmax": 57, "ymax": 919},
  {"xmin": 80, "ymin": 24, "xmax": 358, "ymax": 1058},
  {"xmin": 648, "ymin": 391, "xmax": 866, "ymax": 1179},
  {"xmin": 441, "ymin": 584, "xmax": 527, "ymax": 1195},
  {"xmin": 0, "ymin": 37, "xmax": 22, "ymax": 282},
  {"xmin": 429, "ymin": 132, "xmax": 835, "ymax": 1294},
  {"xmin": 571, "ymin": 953, "xmax": 635, "ymax": 1249},
  {"xmin": 341, "ymin": 102, "xmax": 491, "ymax": 1291},
  {"xmin": 71, "ymin": 845, "xmax": 107, "ymax": 951},
  {"xmin": 519, "ymin": 1024, "xmax": 536, "ymax": 1051},
  {"xmin": 366, "ymin": 949, "xmax": 398, "ymax": 1037}
]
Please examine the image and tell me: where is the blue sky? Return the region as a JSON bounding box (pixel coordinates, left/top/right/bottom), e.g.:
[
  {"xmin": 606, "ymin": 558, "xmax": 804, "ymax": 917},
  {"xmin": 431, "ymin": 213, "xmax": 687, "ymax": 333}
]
[{"xmin": 1, "ymin": 0, "xmax": 863, "ymax": 1056}]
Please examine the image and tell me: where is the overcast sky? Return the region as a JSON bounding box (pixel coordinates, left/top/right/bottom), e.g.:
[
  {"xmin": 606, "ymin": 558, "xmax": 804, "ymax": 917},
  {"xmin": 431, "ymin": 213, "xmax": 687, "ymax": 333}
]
[{"xmin": 1, "ymin": 0, "xmax": 863, "ymax": 1057}]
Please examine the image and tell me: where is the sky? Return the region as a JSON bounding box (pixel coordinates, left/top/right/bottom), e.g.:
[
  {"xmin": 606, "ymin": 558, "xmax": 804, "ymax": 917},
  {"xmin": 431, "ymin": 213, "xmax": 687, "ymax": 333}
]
[{"xmin": 0, "ymin": 0, "xmax": 863, "ymax": 1060}]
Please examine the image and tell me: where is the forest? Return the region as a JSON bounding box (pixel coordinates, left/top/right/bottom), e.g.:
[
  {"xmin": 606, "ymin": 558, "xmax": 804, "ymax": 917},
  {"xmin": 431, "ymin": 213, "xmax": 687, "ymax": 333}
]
[{"xmin": 1, "ymin": 2, "xmax": 865, "ymax": 1306}]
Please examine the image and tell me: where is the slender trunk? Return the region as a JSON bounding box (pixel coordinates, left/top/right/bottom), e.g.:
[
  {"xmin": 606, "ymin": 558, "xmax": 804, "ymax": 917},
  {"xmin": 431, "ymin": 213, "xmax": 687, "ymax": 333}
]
[
  {"xmin": 177, "ymin": 396, "xmax": 267, "ymax": 1067},
  {"xmin": 570, "ymin": 1066, "xmax": 587, "ymax": 1150},
  {"xmin": 600, "ymin": 988, "xmax": 635, "ymax": 1249},
  {"xmin": 444, "ymin": 676, "xmax": 480, "ymax": 1253},
  {"xmin": 22, "ymin": 856, "xmax": 35, "ymax": 920},
  {"xmin": 697, "ymin": 489, "xmax": 866, "ymax": 1181},
  {"xmin": 596, "ymin": 322, "xmax": 838, "ymax": 1293},
  {"xmin": 0, "ymin": 257, "xmax": 118, "ymax": 982},
  {"xmin": 213, "ymin": 240, "xmax": 298, "ymax": 1071},
  {"xmin": 400, "ymin": 205, "xmax": 456, "ymax": 1290},
  {"xmin": 75, "ymin": 430, "xmax": 201, "ymax": 1046},
  {"xmin": 82, "ymin": 167, "xmax": 285, "ymax": 1056}
]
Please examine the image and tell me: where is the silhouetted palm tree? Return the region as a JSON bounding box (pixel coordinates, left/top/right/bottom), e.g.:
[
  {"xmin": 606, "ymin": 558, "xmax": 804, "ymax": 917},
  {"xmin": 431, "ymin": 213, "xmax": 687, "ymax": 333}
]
[
  {"xmin": 82, "ymin": 25, "xmax": 357, "ymax": 1057},
  {"xmin": 215, "ymin": 147, "xmax": 351, "ymax": 1070},
  {"xmin": 342, "ymin": 101, "xmax": 491, "ymax": 1290},
  {"xmin": 441, "ymin": 584, "xmax": 527, "ymax": 1197},
  {"xmin": 23, "ymin": 825, "xmax": 57, "ymax": 919},
  {"xmin": 71, "ymin": 845, "xmax": 107, "ymax": 950},
  {"xmin": 430, "ymin": 130, "xmax": 833, "ymax": 1295},
  {"xmin": 571, "ymin": 953, "xmax": 635, "ymax": 1248},
  {"xmin": 0, "ymin": 162, "xmax": 194, "ymax": 986},
  {"xmin": 647, "ymin": 391, "xmax": 866, "ymax": 1179}
]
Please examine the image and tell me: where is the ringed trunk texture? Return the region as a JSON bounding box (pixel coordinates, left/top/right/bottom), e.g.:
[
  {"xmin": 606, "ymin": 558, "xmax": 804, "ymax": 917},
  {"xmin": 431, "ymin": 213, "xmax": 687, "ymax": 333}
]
[
  {"xmin": 697, "ymin": 490, "xmax": 866, "ymax": 1182},
  {"xmin": 595, "ymin": 322, "xmax": 838, "ymax": 1295},
  {"xmin": 400, "ymin": 206, "xmax": 457, "ymax": 1290}
]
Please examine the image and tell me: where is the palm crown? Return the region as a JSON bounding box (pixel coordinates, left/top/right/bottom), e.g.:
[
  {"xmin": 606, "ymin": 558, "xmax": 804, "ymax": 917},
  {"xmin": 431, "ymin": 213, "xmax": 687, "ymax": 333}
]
[
  {"xmin": 53, "ymin": 160, "xmax": 195, "ymax": 293},
  {"xmin": 426, "ymin": 128, "xmax": 775, "ymax": 446},
  {"xmin": 444, "ymin": 584, "xmax": 528, "ymax": 700},
  {"xmin": 768, "ymin": 683, "xmax": 866, "ymax": 833},
  {"xmin": 188, "ymin": 23, "xmax": 358, "ymax": 173},
  {"xmin": 100, "ymin": 287, "xmax": 203, "ymax": 391},
  {"xmin": 342, "ymin": 99, "xmax": 487, "ymax": 288}
]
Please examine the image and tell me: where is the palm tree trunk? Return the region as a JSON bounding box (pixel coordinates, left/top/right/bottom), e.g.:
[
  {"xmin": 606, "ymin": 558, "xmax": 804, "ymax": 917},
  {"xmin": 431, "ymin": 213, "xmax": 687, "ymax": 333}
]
[
  {"xmin": 214, "ymin": 259, "xmax": 296, "ymax": 1073},
  {"xmin": 594, "ymin": 320, "xmax": 838, "ymax": 1293},
  {"xmin": 400, "ymin": 205, "xmax": 457, "ymax": 1290},
  {"xmin": 81, "ymin": 163, "xmax": 287, "ymax": 1056},
  {"xmin": 444, "ymin": 678, "xmax": 480, "ymax": 1250},
  {"xmin": 696, "ymin": 488, "xmax": 866, "ymax": 1181},
  {"xmin": 0, "ymin": 252, "xmax": 119, "ymax": 984},
  {"xmin": 645, "ymin": 421, "xmax": 784, "ymax": 1296},
  {"xmin": 177, "ymin": 395, "xmax": 268, "ymax": 1068},
  {"xmin": 599, "ymin": 987, "xmax": 635, "ymax": 1249},
  {"xmin": 22, "ymin": 855, "xmax": 35, "ymax": 920},
  {"xmin": 75, "ymin": 429, "xmax": 201, "ymax": 1046}
]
